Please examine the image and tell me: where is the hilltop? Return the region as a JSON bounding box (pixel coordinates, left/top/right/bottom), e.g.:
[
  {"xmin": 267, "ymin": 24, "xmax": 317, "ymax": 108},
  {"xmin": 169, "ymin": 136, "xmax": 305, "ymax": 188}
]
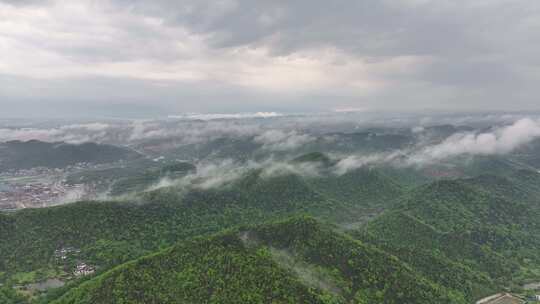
[
  {"xmin": 3, "ymin": 151, "xmax": 540, "ymax": 303},
  {"xmin": 356, "ymin": 175, "xmax": 540, "ymax": 300},
  {"xmin": 49, "ymin": 217, "xmax": 465, "ymax": 304}
]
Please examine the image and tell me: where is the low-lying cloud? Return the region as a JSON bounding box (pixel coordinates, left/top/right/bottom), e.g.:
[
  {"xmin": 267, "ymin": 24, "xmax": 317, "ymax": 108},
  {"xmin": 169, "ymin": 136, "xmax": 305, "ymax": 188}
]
[
  {"xmin": 409, "ymin": 118, "xmax": 540, "ymax": 165},
  {"xmin": 2, "ymin": 114, "xmax": 540, "ymax": 175},
  {"xmin": 333, "ymin": 118, "xmax": 540, "ymax": 174},
  {"xmin": 333, "ymin": 151, "xmax": 405, "ymax": 175},
  {"xmin": 146, "ymin": 156, "xmax": 328, "ymax": 193},
  {"xmin": 254, "ymin": 130, "xmax": 316, "ymax": 151},
  {"xmin": 168, "ymin": 112, "xmax": 283, "ymax": 120},
  {"xmin": 0, "ymin": 123, "xmax": 116, "ymax": 144}
]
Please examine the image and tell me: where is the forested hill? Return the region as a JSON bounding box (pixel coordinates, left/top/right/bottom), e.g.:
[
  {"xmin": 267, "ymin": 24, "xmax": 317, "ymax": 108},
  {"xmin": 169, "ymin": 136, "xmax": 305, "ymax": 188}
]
[
  {"xmin": 3, "ymin": 163, "xmax": 540, "ymax": 303},
  {"xmin": 308, "ymin": 167, "xmax": 405, "ymax": 208},
  {"xmin": 49, "ymin": 217, "xmax": 465, "ymax": 304},
  {"xmin": 0, "ymin": 168, "xmax": 383, "ymax": 282},
  {"xmin": 0, "ymin": 140, "xmax": 141, "ymax": 171},
  {"xmin": 356, "ymin": 175, "xmax": 540, "ymax": 300}
]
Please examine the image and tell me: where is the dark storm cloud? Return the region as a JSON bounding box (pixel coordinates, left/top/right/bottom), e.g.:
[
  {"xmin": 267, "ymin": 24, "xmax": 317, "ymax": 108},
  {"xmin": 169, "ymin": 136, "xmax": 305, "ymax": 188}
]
[
  {"xmin": 139, "ymin": 0, "xmax": 476, "ymax": 56},
  {"xmin": 130, "ymin": 1, "xmax": 533, "ymax": 57}
]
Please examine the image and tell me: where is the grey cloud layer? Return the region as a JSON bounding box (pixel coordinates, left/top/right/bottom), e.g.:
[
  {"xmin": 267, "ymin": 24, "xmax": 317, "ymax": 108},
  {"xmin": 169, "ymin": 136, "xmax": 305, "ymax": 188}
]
[
  {"xmin": 4, "ymin": 114, "xmax": 540, "ymax": 186},
  {"xmin": 1, "ymin": 0, "xmax": 540, "ymax": 116},
  {"xmin": 1, "ymin": 112, "xmax": 539, "ymax": 144}
]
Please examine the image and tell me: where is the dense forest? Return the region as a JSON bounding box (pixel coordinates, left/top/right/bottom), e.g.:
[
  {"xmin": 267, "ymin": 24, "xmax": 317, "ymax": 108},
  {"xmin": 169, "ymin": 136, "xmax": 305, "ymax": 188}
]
[
  {"xmin": 3, "ymin": 150, "xmax": 540, "ymax": 303},
  {"xmin": 48, "ymin": 217, "xmax": 466, "ymax": 304}
]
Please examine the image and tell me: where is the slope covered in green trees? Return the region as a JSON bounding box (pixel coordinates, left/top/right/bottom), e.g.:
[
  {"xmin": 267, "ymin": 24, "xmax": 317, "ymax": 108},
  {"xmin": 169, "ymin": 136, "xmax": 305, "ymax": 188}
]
[
  {"xmin": 4, "ymin": 150, "xmax": 540, "ymax": 303},
  {"xmin": 1, "ymin": 168, "xmax": 378, "ymax": 285},
  {"xmin": 49, "ymin": 217, "xmax": 465, "ymax": 304},
  {"xmin": 308, "ymin": 168, "xmax": 404, "ymax": 209},
  {"xmin": 108, "ymin": 161, "xmax": 196, "ymax": 196},
  {"xmin": 0, "ymin": 286, "xmax": 27, "ymax": 304},
  {"xmin": 356, "ymin": 174, "xmax": 540, "ymax": 300}
]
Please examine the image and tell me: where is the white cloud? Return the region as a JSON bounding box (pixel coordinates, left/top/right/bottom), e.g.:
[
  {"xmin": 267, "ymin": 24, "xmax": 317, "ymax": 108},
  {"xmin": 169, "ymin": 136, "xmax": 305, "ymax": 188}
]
[
  {"xmin": 261, "ymin": 161, "xmax": 323, "ymax": 178},
  {"xmin": 408, "ymin": 118, "xmax": 540, "ymax": 164},
  {"xmin": 148, "ymin": 156, "xmax": 329, "ymax": 192},
  {"xmin": 168, "ymin": 112, "xmax": 283, "ymax": 120},
  {"xmin": 329, "ymin": 118, "xmax": 540, "ymax": 173},
  {"xmin": 170, "ymin": 159, "xmax": 260, "ymax": 189},
  {"xmin": 0, "ymin": 128, "xmax": 63, "ymax": 142},
  {"xmin": 254, "ymin": 130, "xmax": 316, "ymax": 151},
  {"xmin": 0, "ymin": 1, "xmax": 390, "ymax": 95},
  {"xmin": 0, "ymin": 122, "xmax": 122, "ymax": 144},
  {"xmin": 333, "ymin": 151, "xmax": 405, "ymax": 175},
  {"xmin": 60, "ymin": 123, "xmax": 110, "ymax": 132}
]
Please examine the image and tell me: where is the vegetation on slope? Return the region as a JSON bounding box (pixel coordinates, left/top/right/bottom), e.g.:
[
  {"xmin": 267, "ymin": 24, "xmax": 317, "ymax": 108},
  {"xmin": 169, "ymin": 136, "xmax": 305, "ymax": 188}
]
[
  {"xmin": 0, "ymin": 286, "xmax": 27, "ymax": 304},
  {"xmin": 0, "ymin": 170, "xmax": 362, "ymax": 284},
  {"xmin": 4, "ymin": 149, "xmax": 540, "ymax": 303},
  {"xmin": 108, "ymin": 161, "xmax": 195, "ymax": 196},
  {"xmin": 50, "ymin": 217, "xmax": 465, "ymax": 304},
  {"xmin": 308, "ymin": 168, "xmax": 404, "ymax": 208},
  {"xmin": 356, "ymin": 176, "xmax": 540, "ymax": 300}
]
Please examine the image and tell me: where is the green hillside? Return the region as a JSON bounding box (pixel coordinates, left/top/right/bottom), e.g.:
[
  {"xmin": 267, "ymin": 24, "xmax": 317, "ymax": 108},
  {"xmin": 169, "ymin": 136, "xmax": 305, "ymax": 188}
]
[
  {"xmin": 4, "ymin": 154, "xmax": 540, "ymax": 303},
  {"xmin": 356, "ymin": 176, "xmax": 540, "ymax": 300},
  {"xmin": 358, "ymin": 211, "xmax": 500, "ymax": 301},
  {"xmin": 308, "ymin": 168, "xmax": 404, "ymax": 208},
  {"xmin": 0, "ymin": 170, "xmax": 362, "ymax": 285},
  {"xmin": 0, "ymin": 286, "xmax": 27, "ymax": 304},
  {"xmin": 49, "ymin": 217, "xmax": 465, "ymax": 304},
  {"xmin": 108, "ymin": 161, "xmax": 196, "ymax": 196},
  {"xmin": 464, "ymin": 170, "xmax": 540, "ymax": 208},
  {"xmin": 292, "ymin": 151, "xmax": 334, "ymax": 166}
]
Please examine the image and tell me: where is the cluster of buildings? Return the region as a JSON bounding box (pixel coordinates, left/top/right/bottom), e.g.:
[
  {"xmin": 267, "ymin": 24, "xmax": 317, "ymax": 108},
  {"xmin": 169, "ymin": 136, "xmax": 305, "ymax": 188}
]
[
  {"xmin": 74, "ymin": 263, "xmax": 95, "ymax": 277},
  {"xmin": 54, "ymin": 247, "xmax": 95, "ymax": 277},
  {"xmin": 54, "ymin": 247, "xmax": 81, "ymax": 261},
  {"xmin": 0, "ymin": 180, "xmax": 86, "ymax": 210},
  {"xmin": 476, "ymin": 292, "xmax": 540, "ymax": 304},
  {"xmin": 0, "ymin": 167, "xmax": 61, "ymax": 177},
  {"xmin": 475, "ymin": 293, "xmax": 525, "ymax": 304},
  {"xmin": 0, "ymin": 164, "xmax": 103, "ymax": 210}
]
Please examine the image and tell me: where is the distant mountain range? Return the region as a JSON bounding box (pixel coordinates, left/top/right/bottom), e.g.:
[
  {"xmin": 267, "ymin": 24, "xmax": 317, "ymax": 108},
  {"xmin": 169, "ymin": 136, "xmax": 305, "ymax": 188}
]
[
  {"xmin": 0, "ymin": 140, "xmax": 141, "ymax": 171},
  {"xmin": 2, "ymin": 121, "xmax": 540, "ymax": 303}
]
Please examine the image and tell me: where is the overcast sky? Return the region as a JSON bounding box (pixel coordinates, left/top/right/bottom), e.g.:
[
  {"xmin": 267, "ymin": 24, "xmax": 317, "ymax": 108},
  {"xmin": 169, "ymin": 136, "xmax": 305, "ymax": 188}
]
[{"xmin": 1, "ymin": 0, "xmax": 539, "ymax": 117}]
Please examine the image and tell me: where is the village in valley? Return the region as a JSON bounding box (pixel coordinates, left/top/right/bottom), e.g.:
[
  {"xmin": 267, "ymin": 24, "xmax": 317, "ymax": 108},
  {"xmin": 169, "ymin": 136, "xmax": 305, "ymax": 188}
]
[
  {"xmin": 476, "ymin": 291, "xmax": 540, "ymax": 304},
  {"xmin": 13, "ymin": 247, "xmax": 96, "ymax": 299},
  {"xmin": 54, "ymin": 248, "xmax": 95, "ymax": 277},
  {"xmin": 0, "ymin": 164, "xmax": 103, "ymax": 210}
]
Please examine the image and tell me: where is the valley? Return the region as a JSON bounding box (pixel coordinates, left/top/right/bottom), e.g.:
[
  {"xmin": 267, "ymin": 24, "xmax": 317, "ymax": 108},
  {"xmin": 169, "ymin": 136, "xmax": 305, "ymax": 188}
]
[
  {"xmin": 2, "ymin": 116, "xmax": 540, "ymax": 303},
  {"xmin": 4, "ymin": 0, "xmax": 540, "ymax": 301}
]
